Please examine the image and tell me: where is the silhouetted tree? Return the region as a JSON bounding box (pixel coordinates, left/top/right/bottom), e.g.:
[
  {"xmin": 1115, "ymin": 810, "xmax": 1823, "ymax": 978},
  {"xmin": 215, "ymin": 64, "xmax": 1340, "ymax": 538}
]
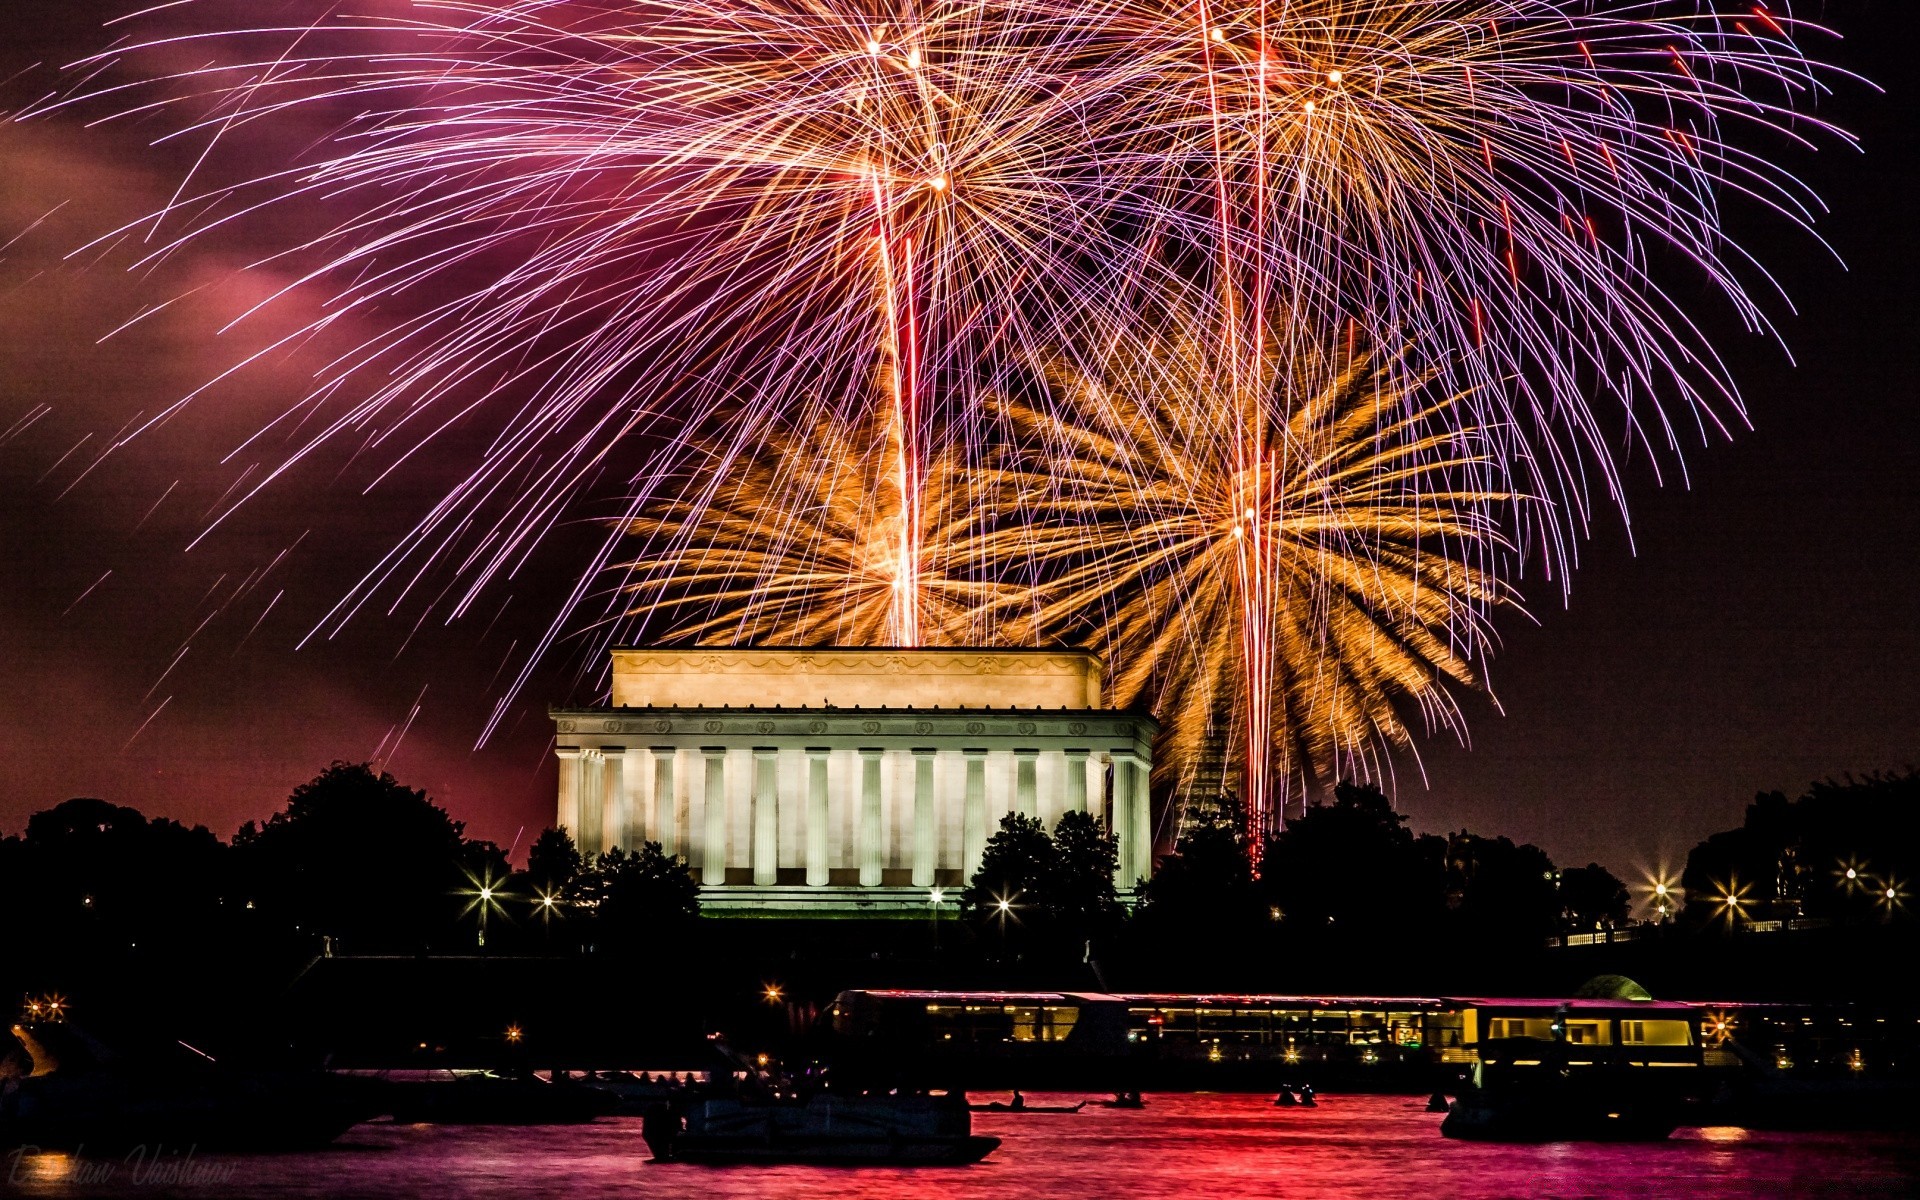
[
  {"xmin": 1261, "ymin": 783, "xmax": 1447, "ymax": 933},
  {"xmin": 1682, "ymin": 771, "xmax": 1920, "ymax": 927},
  {"xmin": 570, "ymin": 843, "xmax": 699, "ymax": 948},
  {"xmin": 0, "ymin": 798, "xmax": 228, "ymax": 959},
  {"xmin": 232, "ymin": 762, "xmax": 472, "ymax": 953},
  {"xmin": 1558, "ymin": 863, "xmax": 1631, "ymax": 933},
  {"xmin": 1135, "ymin": 803, "xmax": 1260, "ymax": 928},
  {"xmin": 964, "ymin": 813, "xmax": 1059, "ymax": 944},
  {"xmin": 1447, "ymin": 833, "xmax": 1560, "ymax": 945},
  {"xmin": 1052, "ymin": 811, "xmax": 1122, "ymax": 945},
  {"xmin": 526, "ymin": 827, "xmax": 584, "ymax": 896}
]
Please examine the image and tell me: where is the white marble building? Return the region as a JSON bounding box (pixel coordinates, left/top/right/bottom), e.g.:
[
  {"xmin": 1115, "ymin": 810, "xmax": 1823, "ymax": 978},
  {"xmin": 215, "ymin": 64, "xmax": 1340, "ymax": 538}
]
[{"xmin": 552, "ymin": 648, "xmax": 1157, "ymax": 914}]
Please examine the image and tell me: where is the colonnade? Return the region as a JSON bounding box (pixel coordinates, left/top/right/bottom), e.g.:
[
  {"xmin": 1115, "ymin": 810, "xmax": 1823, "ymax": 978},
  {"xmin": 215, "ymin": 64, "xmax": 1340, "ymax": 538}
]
[{"xmin": 555, "ymin": 743, "xmax": 1152, "ymax": 888}]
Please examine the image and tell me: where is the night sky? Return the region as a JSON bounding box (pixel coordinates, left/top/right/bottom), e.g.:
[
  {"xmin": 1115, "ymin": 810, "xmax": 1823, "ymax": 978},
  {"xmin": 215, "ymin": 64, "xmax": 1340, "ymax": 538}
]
[{"xmin": 2, "ymin": 1, "xmax": 1914, "ymax": 883}]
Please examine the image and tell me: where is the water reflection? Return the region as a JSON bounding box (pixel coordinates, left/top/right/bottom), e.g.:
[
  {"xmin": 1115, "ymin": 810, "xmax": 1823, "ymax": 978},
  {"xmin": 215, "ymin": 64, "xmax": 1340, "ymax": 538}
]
[
  {"xmin": 1686, "ymin": 1126, "xmax": 1755, "ymax": 1143},
  {"xmin": 5, "ymin": 1094, "xmax": 1914, "ymax": 1200}
]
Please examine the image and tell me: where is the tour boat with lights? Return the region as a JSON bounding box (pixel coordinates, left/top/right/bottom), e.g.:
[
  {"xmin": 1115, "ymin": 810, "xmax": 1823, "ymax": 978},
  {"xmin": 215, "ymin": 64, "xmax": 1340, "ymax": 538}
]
[{"xmin": 1437, "ymin": 997, "xmax": 1704, "ymax": 1141}]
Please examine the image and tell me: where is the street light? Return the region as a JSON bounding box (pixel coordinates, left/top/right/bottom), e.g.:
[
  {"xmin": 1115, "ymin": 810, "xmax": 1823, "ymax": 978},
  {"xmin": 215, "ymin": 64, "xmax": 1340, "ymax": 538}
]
[
  {"xmin": 1836, "ymin": 858, "xmax": 1869, "ymax": 894},
  {"xmin": 1878, "ymin": 879, "xmax": 1904, "ymax": 916},
  {"xmin": 1641, "ymin": 874, "xmax": 1681, "ymax": 923},
  {"xmin": 1712, "ymin": 876, "xmax": 1752, "ymax": 929},
  {"xmin": 460, "ymin": 866, "xmax": 509, "ymax": 948}
]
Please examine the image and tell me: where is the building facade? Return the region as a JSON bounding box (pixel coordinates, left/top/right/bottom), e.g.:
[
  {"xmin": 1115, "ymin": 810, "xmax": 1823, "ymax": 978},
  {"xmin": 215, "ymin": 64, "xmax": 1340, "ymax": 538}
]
[{"xmin": 552, "ymin": 648, "xmax": 1157, "ymax": 914}]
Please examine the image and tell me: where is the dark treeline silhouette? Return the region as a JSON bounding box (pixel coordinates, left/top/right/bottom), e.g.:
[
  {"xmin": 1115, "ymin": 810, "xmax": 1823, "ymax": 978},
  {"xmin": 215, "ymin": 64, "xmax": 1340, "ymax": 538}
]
[
  {"xmin": 947, "ymin": 784, "xmax": 1645, "ymax": 990},
  {"xmin": 0, "ymin": 762, "xmax": 702, "ymax": 972},
  {"xmin": 0, "ymin": 762, "xmax": 711, "ymax": 1065},
  {"xmin": 1679, "ymin": 770, "xmax": 1920, "ymax": 928},
  {"xmin": 3, "ymin": 763, "xmax": 1914, "ymax": 1060},
  {"xmin": 1096, "ymin": 784, "xmax": 1624, "ymax": 991}
]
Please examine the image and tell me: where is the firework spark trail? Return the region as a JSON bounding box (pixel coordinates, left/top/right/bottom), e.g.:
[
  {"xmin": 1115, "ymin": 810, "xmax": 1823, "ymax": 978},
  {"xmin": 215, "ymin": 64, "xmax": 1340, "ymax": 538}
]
[
  {"xmin": 121, "ymin": 695, "xmax": 173, "ymax": 754},
  {"xmin": 61, "ymin": 569, "xmax": 115, "ymax": 617},
  {"xmin": 27, "ymin": 2, "xmax": 1853, "ymax": 793}
]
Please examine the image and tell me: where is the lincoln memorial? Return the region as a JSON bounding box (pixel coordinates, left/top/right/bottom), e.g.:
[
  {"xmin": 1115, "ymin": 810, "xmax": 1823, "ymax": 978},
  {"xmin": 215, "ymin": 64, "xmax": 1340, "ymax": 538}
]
[{"xmin": 551, "ymin": 647, "xmax": 1158, "ymax": 914}]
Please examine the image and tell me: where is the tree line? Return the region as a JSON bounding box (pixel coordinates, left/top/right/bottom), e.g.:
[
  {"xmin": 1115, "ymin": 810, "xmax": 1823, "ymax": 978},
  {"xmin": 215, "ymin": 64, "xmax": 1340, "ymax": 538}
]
[
  {"xmin": 956, "ymin": 783, "xmax": 1633, "ymax": 973},
  {"xmin": 0, "ymin": 762, "xmax": 697, "ymax": 972},
  {"xmin": 3, "ymin": 761, "xmax": 1909, "ymax": 985}
]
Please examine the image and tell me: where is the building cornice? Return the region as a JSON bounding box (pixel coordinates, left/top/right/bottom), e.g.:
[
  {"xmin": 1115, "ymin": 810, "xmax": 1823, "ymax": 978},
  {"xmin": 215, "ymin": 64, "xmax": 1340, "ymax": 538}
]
[{"xmin": 550, "ymin": 705, "xmax": 1157, "ymax": 746}]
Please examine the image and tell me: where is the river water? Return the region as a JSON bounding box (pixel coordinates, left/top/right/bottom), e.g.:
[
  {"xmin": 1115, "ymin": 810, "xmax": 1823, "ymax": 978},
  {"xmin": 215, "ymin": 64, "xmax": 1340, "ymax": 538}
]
[{"xmin": 4, "ymin": 1093, "xmax": 1915, "ymax": 1199}]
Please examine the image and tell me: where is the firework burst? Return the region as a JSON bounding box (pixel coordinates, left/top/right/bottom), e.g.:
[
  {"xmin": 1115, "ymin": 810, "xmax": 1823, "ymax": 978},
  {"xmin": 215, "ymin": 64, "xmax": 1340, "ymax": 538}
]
[
  {"xmin": 617, "ymin": 410, "xmax": 1016, "ymax": 648},
  {"xmin": 975, "ymin": 326, "xmax": 1514, "ymax": 827},
  {"xmin": 26, "ymin": 1, "xmax": 1854, "ymax": 776}
]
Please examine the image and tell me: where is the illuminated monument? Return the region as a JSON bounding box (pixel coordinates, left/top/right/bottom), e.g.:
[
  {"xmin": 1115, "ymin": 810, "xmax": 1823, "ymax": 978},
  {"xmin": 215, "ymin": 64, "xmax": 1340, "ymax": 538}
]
[{"xmin": 552, "ymin": 648, "xmax": 1157, "ymax": 914}]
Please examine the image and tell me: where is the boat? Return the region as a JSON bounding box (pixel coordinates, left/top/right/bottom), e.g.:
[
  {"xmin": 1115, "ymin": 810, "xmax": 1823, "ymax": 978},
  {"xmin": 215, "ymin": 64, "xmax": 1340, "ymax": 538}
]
[
  {"xmin": 643, "ymin": 1091, "xmax": 998, "ymax": 1165},
  {"xmin": 583, "ymin": 1070, "xmax": 697, "ymax": 1114},
  {"xmin": 1441, "ymin": 1083, "xmax": 1682, "ymax": 1142},
  {"xmin": 969, "ymin": 1089, "xmax": 1084, "ymax": 1113},
  {"xmin": 1438, "ymin": 997, "xmax": 1702, "ymax": 1142}
]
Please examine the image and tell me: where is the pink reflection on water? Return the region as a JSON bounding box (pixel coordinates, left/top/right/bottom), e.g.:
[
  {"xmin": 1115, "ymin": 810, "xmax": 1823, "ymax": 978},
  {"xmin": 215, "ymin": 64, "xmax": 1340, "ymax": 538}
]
[{"xmin": 3, "ymin": 1093, "xmax": 1915, "ymax": 1199}]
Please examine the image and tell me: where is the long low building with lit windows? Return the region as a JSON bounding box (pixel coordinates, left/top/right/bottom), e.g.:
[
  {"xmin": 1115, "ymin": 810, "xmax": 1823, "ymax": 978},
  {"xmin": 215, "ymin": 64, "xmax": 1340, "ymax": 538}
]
[{"xmin": 552, "ymin": 647, "xmax": 1159, "ymax": 915}]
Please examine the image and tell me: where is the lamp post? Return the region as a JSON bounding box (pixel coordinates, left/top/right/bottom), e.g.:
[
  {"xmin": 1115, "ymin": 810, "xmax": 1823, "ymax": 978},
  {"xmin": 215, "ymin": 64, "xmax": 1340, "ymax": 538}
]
[{"xmin": 461, "ymin": 866, "xmax": 508, "ymax": 951}]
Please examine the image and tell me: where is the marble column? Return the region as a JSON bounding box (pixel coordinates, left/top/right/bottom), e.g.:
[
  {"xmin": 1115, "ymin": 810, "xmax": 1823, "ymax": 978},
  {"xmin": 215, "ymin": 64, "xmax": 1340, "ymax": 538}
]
[
  {"xmin": 805, "ymin": 748, "xmax": 830, "ymax": 886},
  {"xmin": 1090, "ymin": 753, "xmax": 1110, "ymax": 828},
  {"xmin": 701, "ymin": 748, "xmax": 728, "ymax": 886},
  {"xmin": 911, "ymin": 749, "xmax": 937, "ymax": 888},
  {"xmin": 578, "ymin": 749, "xmax": 604, "ymax": 855},
  {"xmin": 857, "ymin": 748, "xmax": 885, "ymax": 887},
  {"xmin": 1112, "ymin": 750, "xmax": 1150, "ymax": 885},
  {"xmin": 751, "ymin": 748, "xmax": 778, "ymax": 885},
  {"xmin": 1129, "ymin": 755, "xmax": 1152, "ymax": 883},
  {"xmin": 1013, "ymin": 749, "xmax": 1039, "ymax": 820},
  {"xmin": 602, "ymin": 747, "xmax": 627, "ymax": 853},
  {"xmin": 1064, "ymin": 748, "xmax": 1090, "ymax": 817},
  {"xmin": 651, "ymin": 747, "xmax": 677, "ymax": 858},
  {"xmin": 555, "ymin": 746, "xmax": 581, "ymax": 835},
  {"xmin": 962, "ymin": 749, "xmax": 989, "ymax": 882}
]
